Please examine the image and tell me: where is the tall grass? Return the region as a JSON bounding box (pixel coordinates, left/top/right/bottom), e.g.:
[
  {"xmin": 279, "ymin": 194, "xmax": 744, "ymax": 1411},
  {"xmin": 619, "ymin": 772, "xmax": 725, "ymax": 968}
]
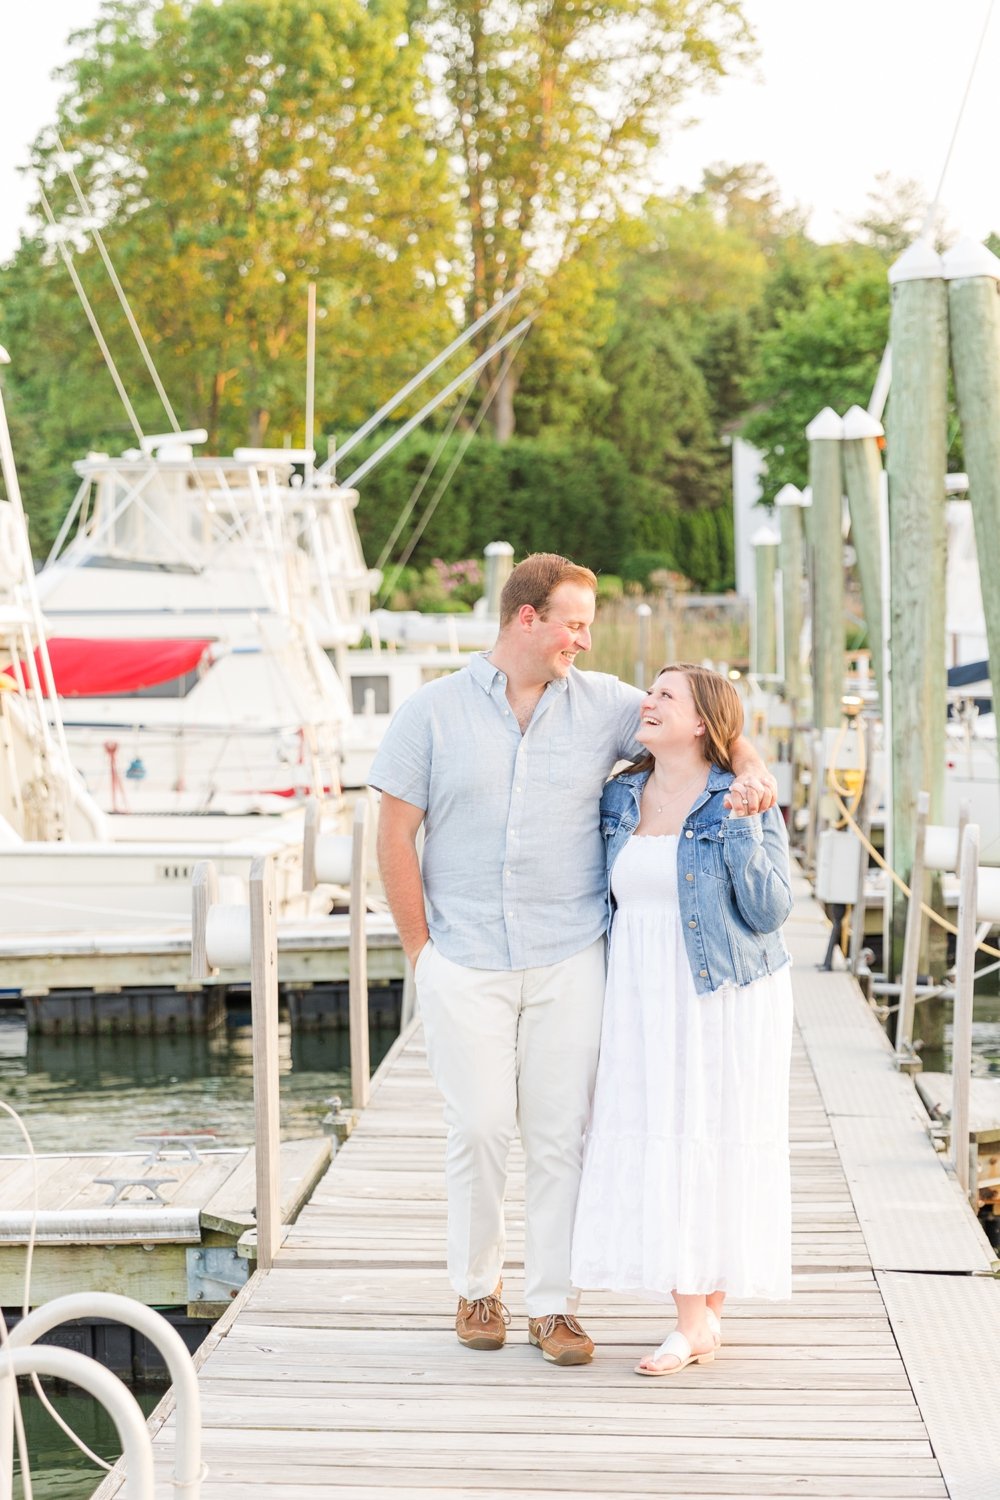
[{"xmin": 585, "ymin": 595, "xmax": 750, "ymax": 685}]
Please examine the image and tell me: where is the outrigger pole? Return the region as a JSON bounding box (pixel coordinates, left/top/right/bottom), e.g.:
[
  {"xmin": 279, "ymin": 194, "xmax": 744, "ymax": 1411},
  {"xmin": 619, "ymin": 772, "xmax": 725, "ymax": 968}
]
[
  {"xmin": 320, "ymin": 281, "xmax": 525, "ymax": 473},
  {"xmin": 342, "ymin": 316, "xmax": 534, "ymax": 490}
]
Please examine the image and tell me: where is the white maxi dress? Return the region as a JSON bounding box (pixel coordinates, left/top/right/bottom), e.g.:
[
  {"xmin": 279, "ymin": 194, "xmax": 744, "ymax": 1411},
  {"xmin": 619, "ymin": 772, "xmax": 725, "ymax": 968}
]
[{"xmin": 571, "ymin": 833, "xmax": 793, "ymax": 1301}]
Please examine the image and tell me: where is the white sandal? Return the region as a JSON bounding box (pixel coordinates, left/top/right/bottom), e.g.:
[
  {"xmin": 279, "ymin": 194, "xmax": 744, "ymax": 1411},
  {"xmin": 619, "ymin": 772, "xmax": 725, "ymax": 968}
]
[{"xmin": 634, "ymin": 1330, "xmax": 715, "ymax": 1378}]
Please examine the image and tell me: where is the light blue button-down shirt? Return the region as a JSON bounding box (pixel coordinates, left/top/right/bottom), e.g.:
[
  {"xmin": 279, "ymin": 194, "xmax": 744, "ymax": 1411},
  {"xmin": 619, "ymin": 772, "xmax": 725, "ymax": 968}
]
[{"xmin": 369, "ymin": 652, "xmax": 643, "ymax": 970}]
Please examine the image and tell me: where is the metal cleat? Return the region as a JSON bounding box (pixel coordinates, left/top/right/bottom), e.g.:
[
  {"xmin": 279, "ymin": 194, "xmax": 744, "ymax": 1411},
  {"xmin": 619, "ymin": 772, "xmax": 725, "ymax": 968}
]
[
  {"xmin": 94, "ymin": 1176, "xmax": 176, "ymax": 1207},
  {"xmin": 134, "ymin": 1133, "xmax": 217, "ymax": 1165}
]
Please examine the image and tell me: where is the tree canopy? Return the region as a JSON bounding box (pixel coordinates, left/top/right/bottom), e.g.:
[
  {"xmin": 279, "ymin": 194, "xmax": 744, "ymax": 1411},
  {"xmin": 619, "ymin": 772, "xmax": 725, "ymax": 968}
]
[{"xmin": 0, "ymin": 1, "xmax": 959, "ymax": 596}]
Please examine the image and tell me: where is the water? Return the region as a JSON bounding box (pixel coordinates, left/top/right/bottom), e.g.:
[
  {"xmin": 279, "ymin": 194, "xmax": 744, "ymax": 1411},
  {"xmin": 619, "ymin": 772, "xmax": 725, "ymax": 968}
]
[
  {"xmin": 0, "ymin": 1006, "xmax": 399, "ymax": 1498},
  {"xmin": 11, "ymin": 1386, "xmax": 160, "ymax": 1500},
  {"xmin": 0, "ymin": 1010, "xmax": 399, "ymax": 1153},
  {"xmin": 915, "ymin": 995, "xmax": 1000, "ymax": 1076}
]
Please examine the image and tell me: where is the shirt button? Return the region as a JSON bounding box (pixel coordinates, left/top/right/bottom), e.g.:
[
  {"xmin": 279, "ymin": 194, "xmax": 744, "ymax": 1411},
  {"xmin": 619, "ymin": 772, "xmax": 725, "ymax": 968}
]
[
  {"xmin": 685, "ymin": 873, "xmax": 694, "ymax": 882},
  {"xmin": 688, "ymin": 919, "xmax": 697, "ymax": 929},
  {"xmin": 685, "ymin": 829, "xmax": 693, "ymax": 839},
  {"xmin": 700, "ymin": 969, "xmax": 708, "ymax": 978}
]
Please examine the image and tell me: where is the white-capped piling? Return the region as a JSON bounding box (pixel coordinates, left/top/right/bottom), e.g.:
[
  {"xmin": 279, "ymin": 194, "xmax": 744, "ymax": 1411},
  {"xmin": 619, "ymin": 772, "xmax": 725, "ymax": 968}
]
[
  {"xmin": 774, "ymin": 484, "xmax": 807, "ymax": 708},
  {"xmin": 805, "ymin": 408, "xmax": 845, "ymax": 728},
  {"xmin": 885, "ymin": 239, "xmax": 949, "ymax": 968},
  {"xmin": 944, "ymin": 238, "xmax": 1000, "ymax": 704},
  {"xmin": 751, "ymin": 524, "xmax": 780, "ymax": 677},
  {"xmin": 841, "ymin": 405, "xmax": 885, "ymax": 703}
]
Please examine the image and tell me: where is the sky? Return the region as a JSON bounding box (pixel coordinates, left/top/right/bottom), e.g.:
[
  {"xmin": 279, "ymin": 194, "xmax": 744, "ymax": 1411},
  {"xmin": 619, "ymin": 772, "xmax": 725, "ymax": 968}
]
[{"xmin": 1, "ymin": 0, "xmax": 998, "ymax": 262}]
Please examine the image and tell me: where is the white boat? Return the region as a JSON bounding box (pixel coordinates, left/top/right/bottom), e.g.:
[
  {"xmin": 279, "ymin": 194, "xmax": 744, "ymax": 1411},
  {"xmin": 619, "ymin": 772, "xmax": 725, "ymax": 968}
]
[{"xmin": 0, "ymin": 394, "xmax": 312, "ymax": 940}]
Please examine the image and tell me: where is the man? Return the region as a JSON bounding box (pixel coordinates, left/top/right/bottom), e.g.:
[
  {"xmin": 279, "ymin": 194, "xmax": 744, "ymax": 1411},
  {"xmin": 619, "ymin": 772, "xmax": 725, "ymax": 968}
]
[{"xmin": 370, "ymin": 553, "xmax": 774, "ymax": 1366}]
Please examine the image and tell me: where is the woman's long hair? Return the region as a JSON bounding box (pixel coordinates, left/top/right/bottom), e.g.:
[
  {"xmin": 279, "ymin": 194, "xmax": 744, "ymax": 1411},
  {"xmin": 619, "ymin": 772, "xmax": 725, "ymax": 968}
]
[{"xmin": 627, "ymin": 663, "xmax": 744, "ymax": 777}]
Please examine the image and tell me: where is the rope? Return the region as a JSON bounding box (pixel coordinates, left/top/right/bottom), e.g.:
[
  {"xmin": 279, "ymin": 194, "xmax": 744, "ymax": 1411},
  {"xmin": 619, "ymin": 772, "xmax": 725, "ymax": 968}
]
[
  {"xmin": 926, "ymin": 0, "xmax": 996, "ymax": 231},
  {"xmin": 0, "ymin": 1100, "xmax": 114, "ymax": 1480},
  {"xmin": 825, "ymin": 768, "xmax": 1000, "ymax": 960}
]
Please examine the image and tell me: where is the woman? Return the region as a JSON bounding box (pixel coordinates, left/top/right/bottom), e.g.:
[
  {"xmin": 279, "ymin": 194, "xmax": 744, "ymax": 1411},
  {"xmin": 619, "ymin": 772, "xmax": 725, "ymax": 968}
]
[{"xmin": 571, "ymin": 663, "xmax": 793, "ymax": 1376}]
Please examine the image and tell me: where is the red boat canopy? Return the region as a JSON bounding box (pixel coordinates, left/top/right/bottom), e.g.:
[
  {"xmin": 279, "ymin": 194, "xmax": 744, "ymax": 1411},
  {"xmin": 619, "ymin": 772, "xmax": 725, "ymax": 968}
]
[{"xmin": 7, "ymin": 637, "xmax": 214, "ymax": 697}]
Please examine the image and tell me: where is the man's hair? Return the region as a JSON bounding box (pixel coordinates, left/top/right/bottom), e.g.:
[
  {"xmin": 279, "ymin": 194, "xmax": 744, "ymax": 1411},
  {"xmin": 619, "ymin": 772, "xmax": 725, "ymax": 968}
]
[
  {"xmin": 499, "ymin": 553, "xmax": 598, "ymax": 628},
  {"xmin": 630, "ymin": 663, "xmax": 744, "ymax": 774}
]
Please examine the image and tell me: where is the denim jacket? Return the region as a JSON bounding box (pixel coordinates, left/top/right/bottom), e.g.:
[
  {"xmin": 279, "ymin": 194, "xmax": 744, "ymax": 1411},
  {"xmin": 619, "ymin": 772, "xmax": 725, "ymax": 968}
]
[{"xmin": 600, "ymin": 765, "xmax": 792, "ymax": 996}]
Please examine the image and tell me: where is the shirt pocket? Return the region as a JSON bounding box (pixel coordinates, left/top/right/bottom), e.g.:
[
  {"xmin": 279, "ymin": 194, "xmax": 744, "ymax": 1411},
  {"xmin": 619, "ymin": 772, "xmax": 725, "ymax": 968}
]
[
  {"xmin": 696, "ymin": 821, "xmax": 726, "ymax": 878},
  {"xmin": 548, "ymin": 734, "xmax": 577, "ymax": 787}
]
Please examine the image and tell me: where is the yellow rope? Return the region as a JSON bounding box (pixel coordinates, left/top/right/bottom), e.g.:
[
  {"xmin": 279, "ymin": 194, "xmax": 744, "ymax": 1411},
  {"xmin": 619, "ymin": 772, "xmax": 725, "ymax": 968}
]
[{"xmin": 824, "ymin": 768, "xmax": 1000, "ymax": 960}]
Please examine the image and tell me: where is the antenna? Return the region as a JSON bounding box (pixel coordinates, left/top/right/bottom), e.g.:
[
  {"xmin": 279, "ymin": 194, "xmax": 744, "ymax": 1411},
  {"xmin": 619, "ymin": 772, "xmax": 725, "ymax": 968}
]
[{"xmin": 305, "ymin": 282, "xmax": 317, "ymax": 487}]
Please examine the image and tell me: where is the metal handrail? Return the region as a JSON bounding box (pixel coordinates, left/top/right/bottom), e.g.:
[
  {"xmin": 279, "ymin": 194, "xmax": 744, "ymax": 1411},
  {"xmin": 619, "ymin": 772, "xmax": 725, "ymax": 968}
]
[
  {"xmin": 1, "ymin": 1293, "xmax": 201, "ymax": 1499},
  {"xmin": 0, "ymin": 1345, "xmax": 155, "ymax": 1500}
]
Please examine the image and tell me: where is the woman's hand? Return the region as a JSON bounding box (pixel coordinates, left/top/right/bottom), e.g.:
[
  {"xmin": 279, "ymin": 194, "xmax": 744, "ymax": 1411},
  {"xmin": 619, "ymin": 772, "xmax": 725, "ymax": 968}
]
[{"xmin": 725, "ymin": 771, "xmax": 777, "ymax": 816}]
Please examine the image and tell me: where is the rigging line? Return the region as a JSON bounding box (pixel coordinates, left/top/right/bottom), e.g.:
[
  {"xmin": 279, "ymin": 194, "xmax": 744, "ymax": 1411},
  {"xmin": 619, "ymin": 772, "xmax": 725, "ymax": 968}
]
[
  {"xmin": 372, "ymin": 292, "xmax": 521, "ymax": 577},
  {"xmin": 344, "ymin": 315, "xmax": 533, "ymax": 491},
  {"xmin": 53, "ymin": 130, "xmax": 182, "ymax": 434},
  {"xmin": 386, "ymin": 326, "xmax": 531, "ymax": 591},
  {"xmin": 36, "ymin": 183, "xmax": 145, "ymax": 445},
  {"xmin": 322, "ymin": 279, "xmax": 526, "ymax": 472},
  {"xmin": 926, "ymin": 0, "xmax": 996, "ymax": 231}
]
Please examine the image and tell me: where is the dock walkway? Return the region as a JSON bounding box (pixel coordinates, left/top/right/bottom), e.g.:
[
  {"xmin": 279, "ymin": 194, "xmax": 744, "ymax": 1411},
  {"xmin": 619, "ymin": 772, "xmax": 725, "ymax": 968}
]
[{"xmin": 92, "ymin": 869, "xmax": 1000, "ymax": 1499}]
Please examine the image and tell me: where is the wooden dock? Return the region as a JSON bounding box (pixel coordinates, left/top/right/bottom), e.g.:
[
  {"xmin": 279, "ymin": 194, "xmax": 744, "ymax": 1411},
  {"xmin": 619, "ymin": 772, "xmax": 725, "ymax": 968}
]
[
  {"xmin": 1, "ymin": 1138, "xmax": 330, "ymax": 1317},
  {"xmin": 88, "ymin": 867, "xmax": 1000, "ymax": 1499}
]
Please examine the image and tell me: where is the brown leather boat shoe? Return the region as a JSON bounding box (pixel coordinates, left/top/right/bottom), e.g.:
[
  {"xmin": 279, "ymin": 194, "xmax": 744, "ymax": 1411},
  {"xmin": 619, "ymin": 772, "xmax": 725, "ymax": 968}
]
[
  {"xmin": 456, "ymin": 1285, "xmax": 510, "ymax": 1350},
  {"xmin": 528, "ymin": 1313, "xmax": 594, "ymax": 1366}
]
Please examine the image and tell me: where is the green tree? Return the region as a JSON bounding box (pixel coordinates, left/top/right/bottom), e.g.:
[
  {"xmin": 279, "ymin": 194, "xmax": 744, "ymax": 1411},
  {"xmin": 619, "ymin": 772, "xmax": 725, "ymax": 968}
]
[
  {"xmin": 2, "ymin": 0, "xmax": 460, "ymax": 548},
  {"xmin": 417, "ymin": 0, "xmax": 754, "ymax": 439},
  {"xmin": 742, "ymin": 246, "xmax": 890, "ymax": 499}
]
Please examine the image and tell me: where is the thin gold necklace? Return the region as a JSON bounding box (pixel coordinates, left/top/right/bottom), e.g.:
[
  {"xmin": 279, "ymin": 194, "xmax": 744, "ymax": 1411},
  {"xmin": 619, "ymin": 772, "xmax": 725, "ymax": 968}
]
[{"xmin": 646, "ymin": 769, "xmax": 706, "ymax": 814}]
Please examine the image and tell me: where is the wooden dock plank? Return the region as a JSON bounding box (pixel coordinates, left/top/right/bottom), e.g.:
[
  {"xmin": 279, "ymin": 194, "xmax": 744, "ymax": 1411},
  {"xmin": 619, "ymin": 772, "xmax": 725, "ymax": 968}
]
[{"xmin": 90, "ymin": 869, "xmax": 1000, "ymax": 1500}]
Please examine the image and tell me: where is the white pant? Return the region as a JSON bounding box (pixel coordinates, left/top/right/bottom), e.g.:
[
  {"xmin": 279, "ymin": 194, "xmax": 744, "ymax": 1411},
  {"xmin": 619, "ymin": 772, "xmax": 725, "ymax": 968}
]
[{"xmin": 415, "ymin": 935, "xmax": 606, "ymax": 1317}]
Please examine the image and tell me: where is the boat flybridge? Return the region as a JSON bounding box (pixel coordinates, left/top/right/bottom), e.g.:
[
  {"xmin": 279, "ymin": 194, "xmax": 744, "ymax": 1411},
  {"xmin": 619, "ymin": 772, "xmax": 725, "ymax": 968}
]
[
  {"xmin": 34, "ymin": 434, "xmax": 355, "ymax": 837},
  {"xmin": 34, "ymin": 429, "xmax": 504, "ymax": 827}
]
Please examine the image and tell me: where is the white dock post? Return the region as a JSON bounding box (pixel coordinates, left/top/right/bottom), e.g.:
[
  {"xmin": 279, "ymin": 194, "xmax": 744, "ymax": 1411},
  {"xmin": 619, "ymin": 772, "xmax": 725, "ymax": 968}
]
[
  {"xmin": 951, "ymin": 822, "xmax": 979, "ymax": 1195},
  {"xmin": 349, "ymin": 798, "xmax": 371, "ymax": 1113},
  {"xmin": 805, "ymin": 408, "xmax": 846, "ymax": 730},
  {"xmin": 944, "ymin": 239, "xmax": 1000, "ymax": 713},
  {"xmin": 191, "ymin": 861, "xmax": 219, "ymax": 981},
  {"xmin": 751, "ymin": 524, "xmax": 779, "ymax": 678},
  {"xmin": 249, "ymin": 854, "xmax": 281, "ymax": 1269},
  {"xmin": 841, "ymin": 405, "xmax": 885, "ymax": 704},
  {"xmin": 885, "ymin": 238, "xmax": 949, "ymax": 975},
  {"xmin": 895, "ymin": 791, "xmax": 929, "ymax": 1066},
  {"xmin": 192, "ymin": 858, "xmax": 281, "ymax": 1266},
  {"xmin": 483, "ymin": 540, "xmax": 514, "ymax": 615},
  {"xmin": 848, "ymin": 716, "xmax": 876, "ymax": 978},
  {"xmin": 774, "ymin": 484, "xmax": 806, "ymax": 709}
]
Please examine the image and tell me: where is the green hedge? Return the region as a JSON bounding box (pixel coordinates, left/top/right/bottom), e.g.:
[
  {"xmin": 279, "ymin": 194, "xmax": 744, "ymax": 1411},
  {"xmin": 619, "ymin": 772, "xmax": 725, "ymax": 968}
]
[{"xmin": 347, "ymin": 431, "xmax": 735, "ymax": 592}]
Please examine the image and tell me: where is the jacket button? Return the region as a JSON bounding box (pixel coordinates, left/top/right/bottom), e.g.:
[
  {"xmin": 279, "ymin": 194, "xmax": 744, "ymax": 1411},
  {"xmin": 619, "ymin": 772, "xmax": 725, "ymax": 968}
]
[
  {"xmin": 688, "ymin": 919, "xmax": 697, "ymax": 929},
  {"xmin": 685, "ymin": 872, "xmax": 694, "ymax": 882},
  {"xmin": 700, "ymin": 969, "xmax": 708, "ymax": 978},
  {"xmin": 685, "ymin": 829, "xmax": 693, "ymax": 839}
]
